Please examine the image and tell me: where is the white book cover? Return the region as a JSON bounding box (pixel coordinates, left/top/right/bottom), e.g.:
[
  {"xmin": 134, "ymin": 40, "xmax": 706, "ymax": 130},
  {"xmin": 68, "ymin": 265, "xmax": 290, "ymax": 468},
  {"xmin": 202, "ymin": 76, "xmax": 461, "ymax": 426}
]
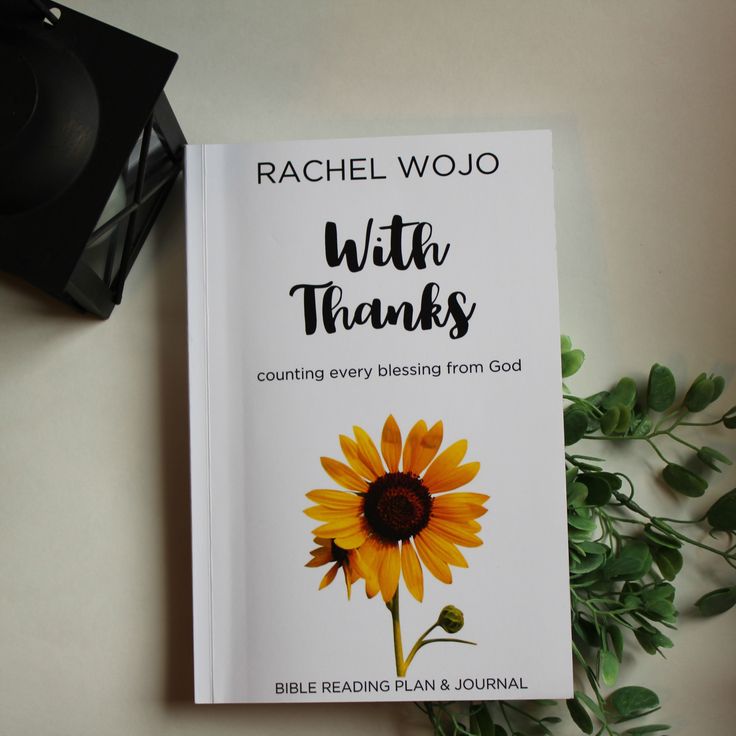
[{"xmin": 185, "ymin": 130, "xmax": 572, "ymax": 704}]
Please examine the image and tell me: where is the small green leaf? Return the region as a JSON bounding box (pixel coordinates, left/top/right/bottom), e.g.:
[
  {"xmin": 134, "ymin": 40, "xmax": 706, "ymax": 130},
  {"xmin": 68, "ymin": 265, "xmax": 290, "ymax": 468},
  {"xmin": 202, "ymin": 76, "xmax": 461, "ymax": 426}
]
[
  {"xmin": 647, "ymin": 364, "xmax": 676, "ymax": 412},
  {"xmin": 600, "ymin": 406, "xmax": 621, "ymax": 436},
  {"xmin": 698, "ymin": 446, "xmax": 732, "ymax": 472},
  {"xmin": 567, "ymin": 481, "xmax": 588, "ymax": 507},
  {"xmin": 725, "ymin": 415, "xmax": 736, "ymax": 429},
  {"xmin": 562, "ymin": 349, "xmax": 586, "ymax": 378},
  {"xmin": 623, "ymin": 724, "xmax": 671, "ymax": 735},
  {"xmin": 473, "ymin": 703, "xmax": 495, "ymax": 736},
  {"xmin": 604, "ymin": 540, "xmax": 653, "ymax": 580},
  {"xmin": 711, "ymin": 375, "xmax": 725, "ymax": 402},
  {"xmin": 706, "ymin": 488, "xmax": 736, "ymax": 531},
  {"xmin": 580, "ymin": 473, "xmax": 612, "ymax": 506},
  {"xmin": 567, "ymin": 697, "xmax": 594, "ymax": 734},
  {"xmin": 635, "ymin": 623, "xmax": 673, "ymax": 653},
  {"xmin": 695, "ymin": 586, "xmax": 736, "ymax": 616},
  {"xmin": 600, "ymin": 649, "xmax": 619, "ymax": 686},
  {"xmin": 575, "ymin": 691, "xmax": 606, "ymax": 722},
  {"xmin": 653, "ymin": 546, "xmax": 683, "ymax": 581},
  {"xmin": 684, "ymin": 373, "xmax": 714, "ymax": 412},
  {"xmin": 634, "ymin": 627, "xmax": 658, "ymax": 655},
  {"xmin": 561, "ymin": 335, "xmax": 572, "ymax": 353},
  {"xmin": 631, "ymin": 415, "xmax": 653, "ymax": 437},
  {"xmin": 615, "ymin": 405, "xmax": 632, "ymax": 433},
  {"xmin": 608, "ymin": 625, "xmax": 624, "ymax": 661},
  {"xmin": 643, "ymin": 524, "xmax": 681, "ymax": 550},
  {"xmin": 568, "ymin": 512, "xmax": 598, "ymax": 533},
  {"xmin": 609, "ymin": 686, "xmax": 660, "ymax": 718},
  {"xmin": 564, "ymin": 405, "xmax": 588, "ymax": 446},
  {"xmin": 603, "ymin": 377, "xmax": 638, "ymax": 410},
  {"xmin": 586, "ymin": 391, "xmax": 609, "ymax": 408},
  {"xmin": 662, "ymin": 463, "xmax": 708, "ymax": 497}
]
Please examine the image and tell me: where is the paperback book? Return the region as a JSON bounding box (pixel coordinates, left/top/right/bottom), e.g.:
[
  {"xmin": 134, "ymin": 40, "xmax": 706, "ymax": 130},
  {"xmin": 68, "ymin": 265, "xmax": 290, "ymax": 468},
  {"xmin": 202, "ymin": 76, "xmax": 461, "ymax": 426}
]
[{"xmin": 185, "ymin": 130, "xmax": 572, "ymax": 703}]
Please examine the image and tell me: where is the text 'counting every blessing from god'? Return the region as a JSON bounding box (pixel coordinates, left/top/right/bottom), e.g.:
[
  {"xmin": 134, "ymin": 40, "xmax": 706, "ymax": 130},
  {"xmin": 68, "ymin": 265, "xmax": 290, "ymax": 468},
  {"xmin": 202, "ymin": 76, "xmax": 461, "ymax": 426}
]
[{"xmin": 255, "ymin": 359, "xmax": 522, "ymax": 384}]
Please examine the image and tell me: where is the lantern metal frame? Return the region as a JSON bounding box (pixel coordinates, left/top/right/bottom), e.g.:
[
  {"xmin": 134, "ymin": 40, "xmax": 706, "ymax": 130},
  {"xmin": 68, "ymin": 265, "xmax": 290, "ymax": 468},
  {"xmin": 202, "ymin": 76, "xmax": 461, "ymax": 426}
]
[{"xmin": 0, "ymin": 0, "xmax": 186, "ymax": 317}]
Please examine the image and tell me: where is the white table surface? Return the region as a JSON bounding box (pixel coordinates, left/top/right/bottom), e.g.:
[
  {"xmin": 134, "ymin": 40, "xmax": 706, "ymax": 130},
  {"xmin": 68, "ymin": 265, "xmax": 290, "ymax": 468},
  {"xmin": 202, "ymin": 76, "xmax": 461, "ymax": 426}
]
[{"xmin": 2, "ymin": 2, "xmax": 735, "ymax": 734}]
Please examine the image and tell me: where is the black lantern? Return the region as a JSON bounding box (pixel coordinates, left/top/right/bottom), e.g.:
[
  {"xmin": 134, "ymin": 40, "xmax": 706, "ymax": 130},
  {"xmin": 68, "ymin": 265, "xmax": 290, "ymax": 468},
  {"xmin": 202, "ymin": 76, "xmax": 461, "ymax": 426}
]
[{"xmin": 0, "ymin": 0, "xmax": 185, "ymax": 317}]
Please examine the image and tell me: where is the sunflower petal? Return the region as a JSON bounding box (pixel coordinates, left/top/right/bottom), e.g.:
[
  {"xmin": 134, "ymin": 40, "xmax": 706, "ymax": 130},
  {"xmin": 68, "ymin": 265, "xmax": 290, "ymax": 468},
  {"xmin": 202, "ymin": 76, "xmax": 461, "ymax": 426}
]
[
  {"xmin": 313, "ymin": 517, "xmax": 365, "ymax": 537},
  {"xmin": 306, "ymin": 490, "xmax": 363, "ymax": 508},
  {"xmin": 431, "ymin": 502, "xmax": 487, "ymax": 522},
  {"xmin": 334, "ymin": 530, "xmax": 369, "ymax": 549},
  {"xmin": 357, "ymin": 540, "xmax": 381, "ymax": 598},
  {"xmin": 426, "ymin": 517, "xmax": 483, "ymax": 547},
  {"xmin": 319, "ymin": 563, "xmax": 339, "ymax": 589},
  {"xmin": 401, "ymin": 540, "xmax": 424, "ymax": 601},
  {"xmin": 379, "ymin": 543, "xmax": 401, "ymax": 602},
  {"xmin": 339, "ymin": 435, "xmax": 377, "ymax": 480},
  {"xmin": 353, "ymin": 425, "xmax": 386, "ymax": 478},
  {"xmin": 410, "ymin": 421, "xmax": 444, "ymax": 474},
  {"xmin": 381, "ymin": 415, "xmax": 402, "ymax": 472},
  {"xmin": 434, "ymin": 492, "xmax": 489, "ymax": 506},
  {"xmin": 414, "ymin": 533, "xmax": 452, "ymax": 584},
  {"xmin": 421, "ymin": 440, "xmax": 468, "ymax": 487},
  {"xmin": 365, "ymin": 571, "xmax": 380, "ymax": 598},
  {"xmin": 304, "ymin": 505, "xmax": 358, "ymax": 521},
  {"xmin": 426, "ymin": 462, "xmax": 481, "ymax": 493},
  {"xmin": 421, "ymin": 527, "xmax": 468, "ymax": 567},
  {"xmin": 305, "ymin": 548, "xmax": 333, "ymax": 567},
  {"xmin": 320, "ymin": 457, "xmax": 369, "ymax": 492},
  {"xmin": 342, "ymin": 566, "xmax": 352, "ymax": 599},
  {"xmin": 402, "ymin": 420, "xmax": 427, "ymax": 473}
]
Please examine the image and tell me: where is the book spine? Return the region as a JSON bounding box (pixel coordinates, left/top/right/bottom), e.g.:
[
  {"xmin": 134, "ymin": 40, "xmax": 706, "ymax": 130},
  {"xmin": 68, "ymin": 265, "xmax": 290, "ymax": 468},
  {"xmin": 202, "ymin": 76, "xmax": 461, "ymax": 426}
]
[{"xmin": 185, "ymin": 145, "xmax": 215, "ymax": 704}]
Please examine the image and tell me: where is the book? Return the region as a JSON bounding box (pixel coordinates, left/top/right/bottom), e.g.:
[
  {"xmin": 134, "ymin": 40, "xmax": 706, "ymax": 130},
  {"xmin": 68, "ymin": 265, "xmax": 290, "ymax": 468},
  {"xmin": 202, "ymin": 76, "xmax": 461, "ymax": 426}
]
[{"xmin": 185, "ymin": 130, "xmax": 572, "ymax": 704}]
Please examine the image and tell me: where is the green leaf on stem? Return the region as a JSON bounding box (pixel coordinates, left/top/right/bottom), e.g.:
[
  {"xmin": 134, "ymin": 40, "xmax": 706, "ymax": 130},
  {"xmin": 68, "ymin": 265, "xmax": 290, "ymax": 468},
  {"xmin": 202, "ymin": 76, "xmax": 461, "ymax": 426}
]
[
  {"xmin": 711, "ymin": 375, "xmax": 725, "ymax": 402},
  {"xmin": 600, "ymin": 406, "xmax": 621, "ymax": 436},
  {"xmin": 706, "ymin": 488, "xmax": 736, "ymax": 531},
  {"xmin": 600, "ymin": 649, "xmax": 619, "ymax": 686},
  {"xmin": 647, "ymin": 364, "xmax": 676, "ymax": 412},
  {"xmin": 697, "ymin": 445, "xmax": 732, "ymax": 473},
  {"xmin": 580, "ymin": 473, "xmax": 612, "ymax": 506},
  {"xmin": 643, "ymin": 524, "xmax": 681, "ymax": 549},
  {"xmin": 684, "ymin": 373, "xmax": 714, "ymax": 412},
  {"xmin": 653, "ymin": 546, "xmax": 683, "ymax": 581},
  {"xmin": 564, "ymin": 405, "xmax": 588, "ymax": 446},
  {"xmin": 608, "ymin": 624, "xmax": 625, "ymax": 661},
  {"xmin": 471, "ymin": 703, "xmax": 495, "ymax": 736},
  {"xmin": 603, "ymin": 377, "xmax": 638, "ymax": 410},
  {"xmin": 562, "ymin": 349, "xmax": 586, "ymax": 378},
  {"xmin": 567, "ymin": 696, "xmax": 594, "ymax": 734},
  {"xmin": 603, "ymin": 540, "xmax": 653, "ymax": 581},
  {"xmin": 695, "ymin": 587, "xmax": 736, "ymax": 616},
  {"xmin": 623, "ymin": 725, "xmax": 671, "ymax": 735},
  {"xmin": 662, "ymin": 463, "xmax": 708, "ymax": 497},
  {"xmin": 608, "ymin": 686, "xmax": 660, "ymax": 719}
]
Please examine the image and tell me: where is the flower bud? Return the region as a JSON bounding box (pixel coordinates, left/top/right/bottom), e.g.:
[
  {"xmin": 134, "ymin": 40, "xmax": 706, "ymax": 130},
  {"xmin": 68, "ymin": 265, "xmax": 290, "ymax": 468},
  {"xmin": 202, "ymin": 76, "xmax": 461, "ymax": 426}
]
[{"xmin": 437, "ymin": 605, "xmax": 464, "ymax": 633}]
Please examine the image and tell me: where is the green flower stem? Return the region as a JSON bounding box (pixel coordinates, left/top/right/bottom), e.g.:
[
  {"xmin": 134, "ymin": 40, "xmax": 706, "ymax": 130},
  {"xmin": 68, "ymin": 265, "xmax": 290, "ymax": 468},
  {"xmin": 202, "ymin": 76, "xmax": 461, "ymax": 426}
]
[
  {"xmin": 388, "ymin": 591, "xmax": 477, "ymax": 677},
  {"xmin": 388, "ymin": 589, "xmax": 406, "ymax": 677},
  {"xmin": 401, "ymin": 622, "xmax": 438, "ymax": 673}
]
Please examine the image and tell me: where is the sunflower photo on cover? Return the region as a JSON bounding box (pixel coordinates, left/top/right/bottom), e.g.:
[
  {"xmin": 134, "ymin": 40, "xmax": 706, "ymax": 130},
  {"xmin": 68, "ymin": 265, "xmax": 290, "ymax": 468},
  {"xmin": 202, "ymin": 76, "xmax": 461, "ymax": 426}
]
[{"xmin": 304, "ymin": 415, "xmax": 489, "ymax": 676}]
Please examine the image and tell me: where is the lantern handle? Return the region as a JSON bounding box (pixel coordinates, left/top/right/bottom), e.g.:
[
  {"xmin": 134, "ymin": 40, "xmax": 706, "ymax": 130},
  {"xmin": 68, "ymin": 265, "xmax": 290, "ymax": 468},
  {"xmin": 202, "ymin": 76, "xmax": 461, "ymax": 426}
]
[{"xmin": 26, "ymin": 0, "xmax": 59, "ymax": 25}]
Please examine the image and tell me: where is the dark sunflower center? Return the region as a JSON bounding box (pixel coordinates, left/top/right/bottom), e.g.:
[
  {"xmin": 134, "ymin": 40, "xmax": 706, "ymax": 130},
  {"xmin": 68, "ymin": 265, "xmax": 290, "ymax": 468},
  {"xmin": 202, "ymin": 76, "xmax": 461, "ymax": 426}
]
[
  {"xmin": 330, "ymin": 540, "xmax": 349, "ymax": 564},
  {"xmin": 363, "ymin": 472, "xmax": 433, "ymax": 542}
]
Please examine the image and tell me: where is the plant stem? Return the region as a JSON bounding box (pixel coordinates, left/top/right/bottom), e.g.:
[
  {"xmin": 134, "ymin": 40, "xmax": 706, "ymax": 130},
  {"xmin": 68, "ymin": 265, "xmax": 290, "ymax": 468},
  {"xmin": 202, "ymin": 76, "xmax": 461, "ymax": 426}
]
[{"xmin": 389, "ymin": 589, "xmax": 406, "ymax": 677}]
